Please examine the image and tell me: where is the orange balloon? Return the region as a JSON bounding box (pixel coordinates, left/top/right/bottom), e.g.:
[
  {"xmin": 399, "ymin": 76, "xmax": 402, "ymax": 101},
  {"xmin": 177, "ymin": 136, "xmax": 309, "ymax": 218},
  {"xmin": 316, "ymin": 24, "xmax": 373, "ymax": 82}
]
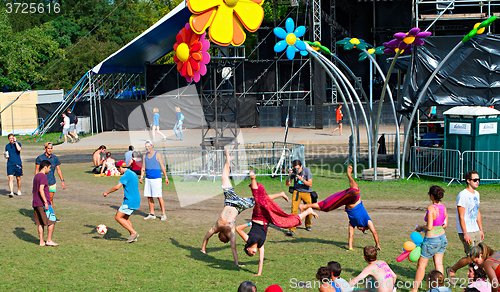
[{"xmin": 403, "ymin": 241, "xmax": 416, "ymax": 251}]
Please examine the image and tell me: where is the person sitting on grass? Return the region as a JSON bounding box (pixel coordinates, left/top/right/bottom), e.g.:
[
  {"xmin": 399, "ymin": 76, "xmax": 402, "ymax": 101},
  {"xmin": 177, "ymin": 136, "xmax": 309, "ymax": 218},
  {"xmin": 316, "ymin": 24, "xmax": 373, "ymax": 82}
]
[
  {"xmin": 103, "ymin": 161, "xmax": 141, "ymax": 243},
  {"xmin": 426, "ymin": 270, "xmax": 452, "ymax": 292},
  {"xmin": 237, "ymin": 281, "xmax": 257, "ymax": 292},
  {"xmin": 201, "ymin": 149, "xmax": 288, "ymax": 267},
  {"xmin": 466, "ymin": 263, "xmax": 491, "ymax": 292},
  {"xmin": 100, "ymin": 152, "xmax": 120, "ymax": 176},
  {"xmin": 349, "ymin": 246, "xmax": 397, "ymax": 292},
  {"xmin": 468, "ymin": 243, "xmax": 500, "ymax": 292},
  {"xmin": 92, "ymin": 145, "xmax": 106, "ymax": 174},
  {"xmin": 127, "ymin": 151, "xmax": 143, "ymax": 176},
  {"xmin": 236, "ymin": 171, "xmax": 318, "ymax": 276},
  {"xmin": 316, "ymin": 261, "xmax": 353, "ymax": 292},
  {"xmin": 299, "ymin": 165, "xmax": 380, "ymax": 251}
]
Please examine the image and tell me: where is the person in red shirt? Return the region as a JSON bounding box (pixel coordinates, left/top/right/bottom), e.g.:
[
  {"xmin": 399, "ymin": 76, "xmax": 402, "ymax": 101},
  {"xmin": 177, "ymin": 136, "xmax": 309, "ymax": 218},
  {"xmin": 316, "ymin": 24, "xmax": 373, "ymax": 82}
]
[
  {"xmin": 236, "ymin": 171, "xmax": 318, "ymax": 276},
  {"xmin": 333, "ymin": 104, "xmax": 343, "ymax": 136}
]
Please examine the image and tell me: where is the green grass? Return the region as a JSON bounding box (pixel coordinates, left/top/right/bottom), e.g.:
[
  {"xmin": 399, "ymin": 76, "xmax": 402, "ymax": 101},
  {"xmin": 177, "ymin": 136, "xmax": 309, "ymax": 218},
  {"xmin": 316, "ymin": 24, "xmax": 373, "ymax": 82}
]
[{"xmin": 1, "ymin": 158, "xmax": 499, "ymax": 291}]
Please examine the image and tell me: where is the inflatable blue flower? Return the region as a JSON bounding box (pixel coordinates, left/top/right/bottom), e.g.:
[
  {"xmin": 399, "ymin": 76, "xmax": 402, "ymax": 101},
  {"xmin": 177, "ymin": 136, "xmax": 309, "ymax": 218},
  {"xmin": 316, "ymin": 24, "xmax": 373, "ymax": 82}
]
[{"xmin": 273, "ymin": 18, "xmax": 307, "ymax": 60}]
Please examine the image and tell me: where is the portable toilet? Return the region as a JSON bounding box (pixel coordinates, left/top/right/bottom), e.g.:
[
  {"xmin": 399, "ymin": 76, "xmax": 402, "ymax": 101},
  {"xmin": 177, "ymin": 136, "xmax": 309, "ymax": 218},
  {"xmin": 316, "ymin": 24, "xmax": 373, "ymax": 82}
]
[{"xmin": 444, "ymin": 106, "xmax": 500, "ymax": 181}]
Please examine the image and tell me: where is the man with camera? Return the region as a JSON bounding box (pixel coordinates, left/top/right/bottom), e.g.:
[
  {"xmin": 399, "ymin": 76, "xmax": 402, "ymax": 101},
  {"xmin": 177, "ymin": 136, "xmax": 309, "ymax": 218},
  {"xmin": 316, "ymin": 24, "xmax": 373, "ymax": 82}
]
[{"xmin": 285, "ymin": 159, "xmax": 313, "ymax": 236}]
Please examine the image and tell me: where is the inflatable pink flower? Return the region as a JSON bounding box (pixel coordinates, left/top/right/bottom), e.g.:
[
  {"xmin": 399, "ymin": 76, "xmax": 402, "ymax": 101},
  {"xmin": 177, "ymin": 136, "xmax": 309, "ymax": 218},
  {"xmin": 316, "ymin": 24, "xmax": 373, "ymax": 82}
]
[{"xmin": 173, "ymin": 23, "xmax": 211, "ymax": 83}]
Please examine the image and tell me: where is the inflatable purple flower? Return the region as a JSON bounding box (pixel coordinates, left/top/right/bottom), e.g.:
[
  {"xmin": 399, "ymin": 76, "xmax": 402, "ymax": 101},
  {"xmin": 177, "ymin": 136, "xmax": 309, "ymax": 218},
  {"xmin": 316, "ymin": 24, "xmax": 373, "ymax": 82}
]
[{"xmin": 383, "ymin": 28, "xmax": 431, "ymax": 54}]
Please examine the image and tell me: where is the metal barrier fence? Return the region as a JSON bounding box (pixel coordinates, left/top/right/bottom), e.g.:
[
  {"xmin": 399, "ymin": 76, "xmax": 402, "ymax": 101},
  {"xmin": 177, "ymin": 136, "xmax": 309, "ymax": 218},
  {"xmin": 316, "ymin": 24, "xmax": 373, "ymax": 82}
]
[
  {"xmin": 409, "ymin": 147, "xmax": 500, "ymax": 184},
  {"xmin": 462, "ymin": 151, "xmax": 500, "ymax": 182},
  {"xmin": 243, "ymin": 141, "xmax": 305, "ymax": 166},
  {"xmin": 159, "ymin": 142, "xmax": 299, "ymax": 180},
  {"xmin": 409, "ymin": 146, "xmax": 461, "ymax": 184},
  {"xmin": 208, "ymin": 148, "xmax": 292, "ymax": 177}
]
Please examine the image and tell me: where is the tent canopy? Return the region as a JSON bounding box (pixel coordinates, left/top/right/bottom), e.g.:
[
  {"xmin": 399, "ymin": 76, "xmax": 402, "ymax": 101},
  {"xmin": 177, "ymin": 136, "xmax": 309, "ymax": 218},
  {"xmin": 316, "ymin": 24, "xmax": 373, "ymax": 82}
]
[{"xmin": 92, "ymin": 2, "xmax": 190, "ymax": 75}]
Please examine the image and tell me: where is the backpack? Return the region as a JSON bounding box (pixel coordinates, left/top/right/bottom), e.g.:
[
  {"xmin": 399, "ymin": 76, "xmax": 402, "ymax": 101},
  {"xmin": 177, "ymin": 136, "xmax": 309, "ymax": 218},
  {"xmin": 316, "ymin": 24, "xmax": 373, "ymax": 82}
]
[{"xmin": 180, "ymin": 113, "xmax": 185, "ymax": 121}]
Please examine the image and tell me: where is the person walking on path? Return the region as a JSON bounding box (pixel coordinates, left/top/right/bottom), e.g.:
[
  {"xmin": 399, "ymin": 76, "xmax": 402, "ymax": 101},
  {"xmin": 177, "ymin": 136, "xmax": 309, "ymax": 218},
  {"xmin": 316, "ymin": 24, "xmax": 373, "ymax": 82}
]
[
  {"xmin": 174, "ymin": 106, "xmax": 184, "ymax": 141},
  {"xmin": 35, "ymin": 142, "xmax": 65, "ymax": 208},
  {"xmin": 333, "ymin": 104, "xmax": 343, "ymax": 136},
  {"xmin": 151, "ymin": 108, "xmax": 166, "ymax": 142},
  {"xmin": 446, "ymin": 170, "xmax": 484, "ymax": 284},
  {"xmin": 103, "ymin": 161, "xmax": 141, "ymax": 243},
  {"xmin": 410, "ymin": 186, "xmax": 449, "ymax": 292},
  {"xmin": 66, "ymin": 108, "xmax": 80, "ymax": 142},
  {"xmin": 5, "ymin": 133, "xmax": 23, "ymax": 197},
  {"xmin": 140, "ymin": 141, "xmax": 169, "ymax": 221},
  {"xmin": 60, "ymin": 112, "xmax": 73, "ymax": 143},
  {"xmin": 32, "ymin": 160, "xmax": 58, "ymax": 246}
]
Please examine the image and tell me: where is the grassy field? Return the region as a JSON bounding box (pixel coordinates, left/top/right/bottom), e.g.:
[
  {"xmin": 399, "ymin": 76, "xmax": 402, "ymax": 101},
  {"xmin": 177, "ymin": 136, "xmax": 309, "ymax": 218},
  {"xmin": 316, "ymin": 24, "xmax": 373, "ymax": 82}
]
[{"xmin": 1, "ymin": 154, "xmax": 499, "ymax": 291}]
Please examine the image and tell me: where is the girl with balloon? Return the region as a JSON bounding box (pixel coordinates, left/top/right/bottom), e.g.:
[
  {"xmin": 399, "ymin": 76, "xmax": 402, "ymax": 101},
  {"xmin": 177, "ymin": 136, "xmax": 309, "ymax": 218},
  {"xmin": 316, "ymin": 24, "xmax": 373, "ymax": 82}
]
[{"xmin": 410, "ymin": 186, "xmax": 449, "ymax": 292}]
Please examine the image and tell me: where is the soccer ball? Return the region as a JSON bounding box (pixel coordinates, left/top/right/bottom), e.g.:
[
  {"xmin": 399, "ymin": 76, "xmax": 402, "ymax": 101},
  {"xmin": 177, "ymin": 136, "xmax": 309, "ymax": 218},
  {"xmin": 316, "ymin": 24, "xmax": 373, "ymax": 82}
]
[{"xmin": 97, "ymin": 224, "xmax": 107, "ymax": 235}]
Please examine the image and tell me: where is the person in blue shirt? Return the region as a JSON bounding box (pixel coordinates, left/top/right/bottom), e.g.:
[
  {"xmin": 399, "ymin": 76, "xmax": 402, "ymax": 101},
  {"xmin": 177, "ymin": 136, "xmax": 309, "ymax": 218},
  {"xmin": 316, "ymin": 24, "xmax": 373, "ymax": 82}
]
[
  {"xmin": 103, "ymin": 161, "xmax": 141, "ymax": 243},
  {"xmin": 35, "ymin": 142, "xmax": 66, "ymax": 207},
  {"xmin": 174, "ymin": 106, "xmax": 184, "ymax": 141},
  {"xmin": 125, "ymin": 145, "xmax": 134, "ymax": 165},
  {"xmin": 4, "ymin": 134, "xmax": 23, "ymax": 197},
  {"xmin": 151, "ymin": 108, "xmax": 166, "ymax": 142}
]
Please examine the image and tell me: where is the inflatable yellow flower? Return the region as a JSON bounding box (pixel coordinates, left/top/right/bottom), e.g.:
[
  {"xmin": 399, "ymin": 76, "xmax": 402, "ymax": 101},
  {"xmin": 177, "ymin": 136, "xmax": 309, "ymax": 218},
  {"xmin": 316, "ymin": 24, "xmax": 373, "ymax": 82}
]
[{"xmin": 187, "ymin": 0, "xmax": 264, "ymax": 46}]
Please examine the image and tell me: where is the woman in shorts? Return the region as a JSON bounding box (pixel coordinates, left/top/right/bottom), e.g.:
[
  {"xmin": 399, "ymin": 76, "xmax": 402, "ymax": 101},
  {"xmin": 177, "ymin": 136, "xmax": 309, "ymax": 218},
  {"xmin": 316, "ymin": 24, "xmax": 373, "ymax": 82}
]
[{"xmin": 410, "ymin": 186, "xmax": 448, "ymax": 292}]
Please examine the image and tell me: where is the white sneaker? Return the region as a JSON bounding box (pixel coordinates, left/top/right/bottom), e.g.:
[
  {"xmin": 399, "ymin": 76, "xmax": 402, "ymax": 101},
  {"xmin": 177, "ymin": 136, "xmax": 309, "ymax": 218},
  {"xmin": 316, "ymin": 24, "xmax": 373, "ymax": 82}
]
[
  {"xmin": 161, "ymin": 214, "xmax": 167, "ymax": 221},
  {"xmin": 17, "ymin": 191, "xmax": 22, "ymax": 196},
  {"xmin": 144, "ymin": 214, "xmax": 156, "ymax": 220},
  {"xmin": 9, "ymin": 193, "xmax": 14, "ymax": 198}
]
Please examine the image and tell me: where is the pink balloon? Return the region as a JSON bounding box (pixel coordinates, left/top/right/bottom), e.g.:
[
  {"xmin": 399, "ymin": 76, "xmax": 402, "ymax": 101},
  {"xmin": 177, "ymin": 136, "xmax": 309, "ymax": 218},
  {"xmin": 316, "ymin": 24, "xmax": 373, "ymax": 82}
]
[{"xmin": 396, "ymin": 250, "xmax": 411, "ymax": 262}]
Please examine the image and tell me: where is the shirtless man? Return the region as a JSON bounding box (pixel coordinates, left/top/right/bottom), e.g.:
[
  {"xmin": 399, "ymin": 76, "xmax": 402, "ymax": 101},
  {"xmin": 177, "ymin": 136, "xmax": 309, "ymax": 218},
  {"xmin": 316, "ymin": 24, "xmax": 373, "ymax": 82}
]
[
  {"xmin": 92, "ymin": 145, "xmax": 106, "ymax": 174},
  {"xmin": 350, "ymin": 246, "xmax": 397, "ymax": 292},
  {"xmin": 201, "ymin": 149, "xmax": 289, "ymax": 267}
]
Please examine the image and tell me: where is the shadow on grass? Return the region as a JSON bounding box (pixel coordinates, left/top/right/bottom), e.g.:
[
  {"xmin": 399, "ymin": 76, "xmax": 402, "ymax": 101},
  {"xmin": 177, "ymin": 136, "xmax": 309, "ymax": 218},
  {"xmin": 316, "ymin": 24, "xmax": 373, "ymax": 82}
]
[
  {"xmin": 108, "ymin": 205, "xmax": 149, "ymax": 217},
  {"xmin": 170, "ymin": 237, "xmax": 260, "ymax": 273},
  {"xmin": 19, "ymin": 208, "xmax": 33, "ymax": 219},
  {"xmin": 83, "ymin": 224, "xmax": 124, "ymax": 241},
  {"xmin": 13, "ymin": 227, "xmax": 39, "ymax": 245},
  {"xmin": 0, "ymin": 189, "xmax": 13, "ymax": 197}
]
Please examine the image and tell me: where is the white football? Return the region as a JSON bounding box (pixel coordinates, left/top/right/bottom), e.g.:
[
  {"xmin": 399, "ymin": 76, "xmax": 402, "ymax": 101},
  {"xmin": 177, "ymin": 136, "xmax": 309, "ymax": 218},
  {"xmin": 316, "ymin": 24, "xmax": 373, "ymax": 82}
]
[{"xmin": 97, "ymin": 224, "xmax": 107, "ymax": 235}]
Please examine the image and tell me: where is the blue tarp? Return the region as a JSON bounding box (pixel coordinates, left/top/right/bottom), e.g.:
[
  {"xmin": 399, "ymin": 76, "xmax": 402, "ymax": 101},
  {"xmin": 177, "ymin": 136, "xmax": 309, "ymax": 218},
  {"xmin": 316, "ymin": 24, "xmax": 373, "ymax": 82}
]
[{"xmin": 92, "ymin": 2, "xmax": 190, "ymax": 74}]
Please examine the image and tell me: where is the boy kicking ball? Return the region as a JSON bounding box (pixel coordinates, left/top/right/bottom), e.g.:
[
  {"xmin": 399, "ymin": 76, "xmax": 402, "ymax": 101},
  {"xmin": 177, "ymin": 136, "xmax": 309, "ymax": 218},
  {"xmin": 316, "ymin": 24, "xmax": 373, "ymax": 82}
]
[{"xmin": 103, "ymin": 161, "xmax": 141, "ymax": 243}]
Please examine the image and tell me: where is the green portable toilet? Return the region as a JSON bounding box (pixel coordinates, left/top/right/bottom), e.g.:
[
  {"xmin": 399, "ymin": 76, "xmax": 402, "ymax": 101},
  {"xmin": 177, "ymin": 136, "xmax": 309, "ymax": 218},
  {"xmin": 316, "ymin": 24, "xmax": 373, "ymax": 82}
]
[{"xmin": 444, "ymin": 106, "xmax": 500, "ymax": 181}]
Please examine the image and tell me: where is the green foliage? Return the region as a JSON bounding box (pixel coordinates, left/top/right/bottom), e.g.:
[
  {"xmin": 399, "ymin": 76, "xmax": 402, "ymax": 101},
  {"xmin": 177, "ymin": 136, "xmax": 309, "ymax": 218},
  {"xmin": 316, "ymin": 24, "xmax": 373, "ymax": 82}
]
[{"xmin": 0, "ymin": 0, "xmax": 178, "ymax": 92}]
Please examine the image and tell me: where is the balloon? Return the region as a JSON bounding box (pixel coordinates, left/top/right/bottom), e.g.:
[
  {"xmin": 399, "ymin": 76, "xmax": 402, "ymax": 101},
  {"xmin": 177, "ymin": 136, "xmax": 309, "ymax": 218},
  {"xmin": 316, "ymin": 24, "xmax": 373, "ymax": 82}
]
[
  {"xmin": 274, "ymin": 40, "xmax": 287, "ymax": 53},
  {"xmin": 403, "ymin": 241, "xmax": 416, "ymax": 251},
  {"xmin": 286, "ymin": 45, "xmax": 295, "ymax": 60},
  {"xmin": 286, "ymin": 18, "xmax": 295, "ymax": 34},
  {"xmin": 397, "ymin": 250, "xmax": 411, "ymax": 262},
  {"xmin": 410, "ymin": 231, "xmax": 424, "ymax": 245},
  {"xmin": 409, "ymin": 246, "xmax": 421, "ymax": 262}
]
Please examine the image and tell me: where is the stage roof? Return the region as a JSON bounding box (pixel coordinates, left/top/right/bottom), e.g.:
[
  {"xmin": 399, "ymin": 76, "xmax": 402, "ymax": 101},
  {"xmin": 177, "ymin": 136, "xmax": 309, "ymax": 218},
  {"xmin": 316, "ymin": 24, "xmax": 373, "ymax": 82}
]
[{"xmin": 92, "ymin": 2, "xmax": 190, "ymax": 75}]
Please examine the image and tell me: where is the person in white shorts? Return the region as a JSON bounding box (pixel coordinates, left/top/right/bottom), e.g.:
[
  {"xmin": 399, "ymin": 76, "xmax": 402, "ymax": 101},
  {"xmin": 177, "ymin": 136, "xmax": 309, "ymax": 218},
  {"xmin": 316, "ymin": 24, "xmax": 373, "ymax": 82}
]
[{"xmin": 140, "ymin": 141, "xmax": 169, "ymax": 221}]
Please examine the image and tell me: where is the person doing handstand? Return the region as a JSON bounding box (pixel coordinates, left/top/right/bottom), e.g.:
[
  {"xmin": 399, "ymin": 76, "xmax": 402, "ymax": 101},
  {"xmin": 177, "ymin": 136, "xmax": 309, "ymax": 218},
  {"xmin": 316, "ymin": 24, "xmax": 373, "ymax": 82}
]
[
  {"xmin": 236, "ymin": 171, "xmax": 318, "ymax": 276},
  {"xmin": 200, "ymin": 149, "xmax": 289, "ymax": 267},
  {"xmin": 299, "ymin": 165, "xmax": 380, "ymax": 250}
]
